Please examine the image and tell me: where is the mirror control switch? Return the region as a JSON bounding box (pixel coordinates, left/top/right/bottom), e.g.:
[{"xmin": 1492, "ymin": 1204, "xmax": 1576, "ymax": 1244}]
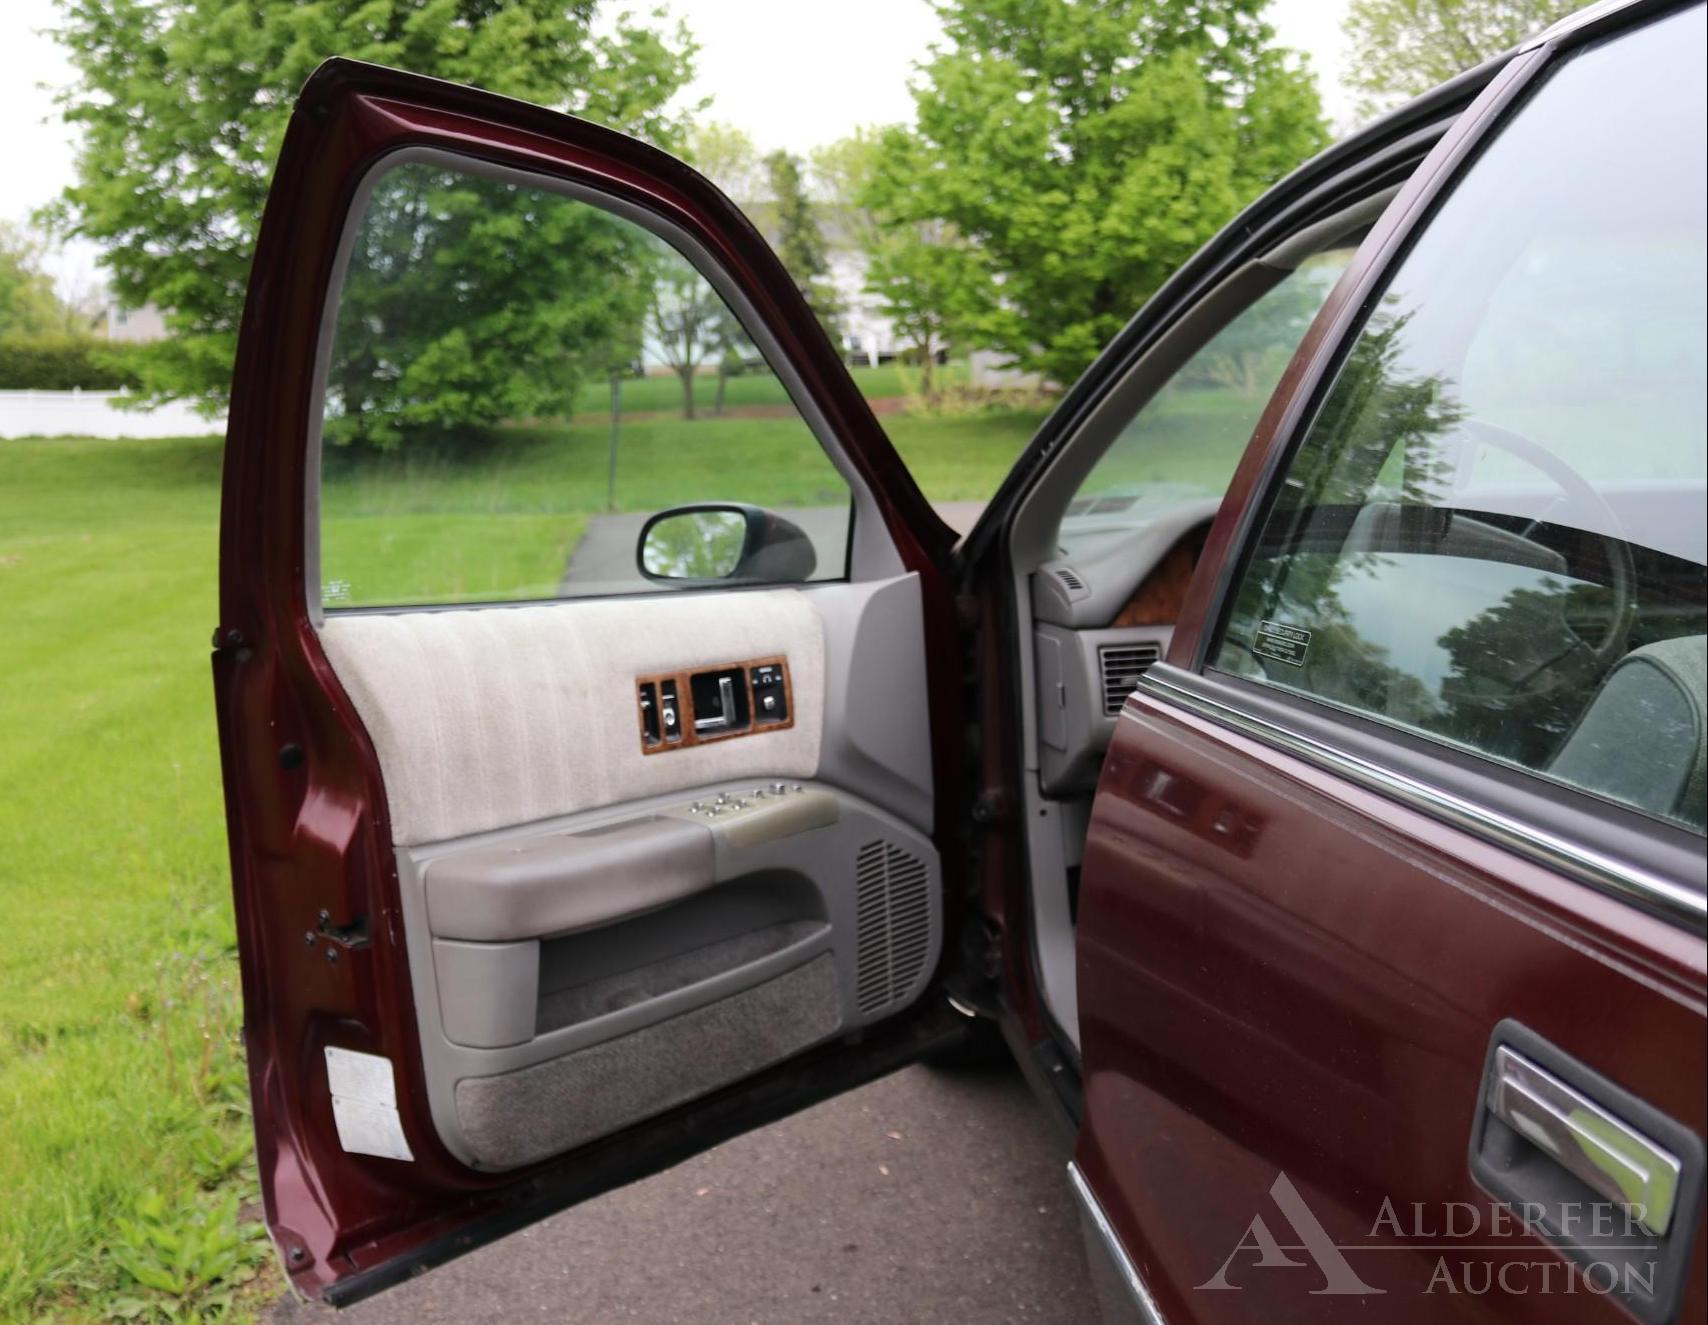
[{"xmin": 750, "ymin": 663, "xmax": 788, "ymax": 724}]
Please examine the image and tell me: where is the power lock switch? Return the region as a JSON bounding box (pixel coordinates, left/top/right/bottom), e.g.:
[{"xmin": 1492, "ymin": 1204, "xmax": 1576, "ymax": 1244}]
[{"xmin": 751, "ymin": 663, "xmax": 788, "ymax": 724}]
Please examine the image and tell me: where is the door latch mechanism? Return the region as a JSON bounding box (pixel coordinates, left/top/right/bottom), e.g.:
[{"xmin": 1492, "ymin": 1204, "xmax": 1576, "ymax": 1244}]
[{"xmin": 314, "ymin": 909, "xmax": 371, "ymax": 951}]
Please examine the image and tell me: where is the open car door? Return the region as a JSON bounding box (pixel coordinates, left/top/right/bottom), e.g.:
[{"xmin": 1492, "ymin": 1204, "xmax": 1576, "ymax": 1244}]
[{"xmin": 215, "ymin": 60, "xmax": 970, "ymax": 1302}]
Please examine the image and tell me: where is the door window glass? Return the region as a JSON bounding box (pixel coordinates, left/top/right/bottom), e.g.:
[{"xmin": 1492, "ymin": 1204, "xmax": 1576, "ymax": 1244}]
[
  {"xmin": 1211, "ymin": 7, "xmax": 1708, "ymax": 835},
  {"xmin": 317, "ymin": 159, "xmax": 851, "ymax": 609}
]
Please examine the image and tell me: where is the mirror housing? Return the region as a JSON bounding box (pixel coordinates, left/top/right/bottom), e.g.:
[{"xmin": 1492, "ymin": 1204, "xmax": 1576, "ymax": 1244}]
[{"xmin": 637, "ymin": 503, "xmax": 818, "ymax": 587}]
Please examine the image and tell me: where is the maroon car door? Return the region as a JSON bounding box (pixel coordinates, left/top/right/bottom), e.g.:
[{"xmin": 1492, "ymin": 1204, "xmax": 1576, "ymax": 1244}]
[
  {"xmin": 1073, "ymin": 5, "xmax": 1706, "ymax": 1325},
  {"xmin": 215, "ymin": 60, "xmax": 969, "ymax": 1302}
]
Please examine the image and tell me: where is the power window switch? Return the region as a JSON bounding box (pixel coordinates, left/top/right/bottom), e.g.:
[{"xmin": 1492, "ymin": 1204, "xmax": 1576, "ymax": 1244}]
[{"xmin": 659, "ymin": 680, "xmax": 682, "ymax": 741}]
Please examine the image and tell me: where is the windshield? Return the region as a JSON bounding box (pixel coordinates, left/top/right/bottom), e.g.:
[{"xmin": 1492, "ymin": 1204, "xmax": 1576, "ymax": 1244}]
[{"xmin": 1059, "ymin": 248, "xmax": 1354, "ymax": 555}]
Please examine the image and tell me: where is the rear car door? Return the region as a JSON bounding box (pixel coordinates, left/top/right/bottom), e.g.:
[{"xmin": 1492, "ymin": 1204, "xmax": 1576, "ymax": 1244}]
[
  {"xmin": 215, "ymin": 61, "xmax": 969, "ymax": 1302},
  {"xmin": 1072, "ymin": 4, "xmax": 1706, "ymax": 1324}
]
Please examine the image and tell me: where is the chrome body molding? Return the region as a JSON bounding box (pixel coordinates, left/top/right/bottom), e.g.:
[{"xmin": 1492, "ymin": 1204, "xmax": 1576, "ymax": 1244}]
[
  {"xmin": 1067, "ymin": 1161, "xmax": 1166, "ymax": 1325},
  {"xmin": 1133, "ymin": 674, "xmax": 1708, "ymax": 934}
]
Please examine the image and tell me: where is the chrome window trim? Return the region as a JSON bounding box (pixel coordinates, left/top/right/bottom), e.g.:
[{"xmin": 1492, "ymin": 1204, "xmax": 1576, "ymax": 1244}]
[
  {"xmin": 1066, "ymin": 1161, "xmax": 1166, "ymax": 1325},
  {"xmin": 1133, "ymin": 672, "xmax": 1708, "ymax": 934}
]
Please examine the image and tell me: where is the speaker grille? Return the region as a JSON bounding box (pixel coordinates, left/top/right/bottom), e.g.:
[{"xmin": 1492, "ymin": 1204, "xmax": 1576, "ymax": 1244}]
[{"xmin": 853, "ymin": 839, "xmax": 932, "ymax": 1015}]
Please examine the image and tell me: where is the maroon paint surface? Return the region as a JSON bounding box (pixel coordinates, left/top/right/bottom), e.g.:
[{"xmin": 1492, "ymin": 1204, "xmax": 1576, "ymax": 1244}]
[
  {"xmin": 1075, "ymin": 692, "xmax": 1705, "ymax": 1322},
  {"xmin": 218, "ymin": 61, "xmax": 962, "ymax": 1295}
]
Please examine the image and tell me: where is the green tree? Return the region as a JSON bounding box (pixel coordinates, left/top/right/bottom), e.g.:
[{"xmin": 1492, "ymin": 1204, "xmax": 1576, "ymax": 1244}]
[
  {"xmin": 648, "ymin": 251, "xmax": 721, "ymax": 420},
  {"xmin": 1344, "ymin": 0, "xmax": 1581, "ymax": 118},
  {"xmin": 872, "ymin": 0, "xmax": 1327, "ymax": 388},
  {"xmin": 49, "ymin": 0, "xmax": 699, "ymax": 419},
  {"xmin": 707, "ymin": 305, "xmax": 754, "ymax": 416},
  {"xmin": 324, "ymin": 163, "xmax": 656, "ymax": 451},
  {"xmin": 856, "ymin": 129, "xmax": 986, "ymax": 397},
  {"xmin": 687, "ymin": 121, "xmax": 765, "ymax": 204},
  {"xmin": 763, "ymin": 150, "xmax": 840, "ymax": 339},
  {"xmin": 810, "ymin": 127, "xmax": 885, "ymax": 257},
  {"xmin": 0, "ymin": 222, "xmax": 71, "ymax": 336}
]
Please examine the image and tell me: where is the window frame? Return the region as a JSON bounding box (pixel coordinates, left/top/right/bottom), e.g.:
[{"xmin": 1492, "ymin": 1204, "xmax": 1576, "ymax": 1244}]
[
  {"xmin": 305, "ymin": 145, "xmax": 877, "ymax": 622},
  {"xmin": 1177, "ymin": 3, "xmax": 1708, "ymax": 929}
]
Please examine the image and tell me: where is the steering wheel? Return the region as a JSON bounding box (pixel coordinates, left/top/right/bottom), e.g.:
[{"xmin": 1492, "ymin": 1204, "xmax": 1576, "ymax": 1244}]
[{"xmin": 1453, "ymin": 419, "xmax": 1636, "ymax": 672}]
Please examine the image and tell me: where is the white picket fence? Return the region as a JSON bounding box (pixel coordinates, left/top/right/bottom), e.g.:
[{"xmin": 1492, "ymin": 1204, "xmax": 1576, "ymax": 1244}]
[{"xmin": 0, "ymin": 389, "xmax": 224, "ymax": 440}]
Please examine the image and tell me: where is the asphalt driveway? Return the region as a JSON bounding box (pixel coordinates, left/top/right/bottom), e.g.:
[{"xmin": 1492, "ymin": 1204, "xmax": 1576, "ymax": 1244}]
[{"xmin": 268, "ymin": 1062, "xmax": 1097, "ymax": 1324}]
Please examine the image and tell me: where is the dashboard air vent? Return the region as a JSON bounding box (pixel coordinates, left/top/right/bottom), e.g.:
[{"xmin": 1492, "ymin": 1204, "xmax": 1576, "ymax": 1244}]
[{"xmin": 1099, "ymin": 642, "xmax": 1161, "ymax": 715}]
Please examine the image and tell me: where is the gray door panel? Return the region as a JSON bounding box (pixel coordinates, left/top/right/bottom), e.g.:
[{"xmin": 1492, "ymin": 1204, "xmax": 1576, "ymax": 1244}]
[{"xmin": 318, "ymin": 574, "xmax": 940, "ymax": 1170}]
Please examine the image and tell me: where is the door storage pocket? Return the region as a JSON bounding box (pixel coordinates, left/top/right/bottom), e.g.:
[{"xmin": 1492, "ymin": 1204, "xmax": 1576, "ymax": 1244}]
[{"xmin": 454, "ymin": 953, "xmax": 840, "ymax": 1169}]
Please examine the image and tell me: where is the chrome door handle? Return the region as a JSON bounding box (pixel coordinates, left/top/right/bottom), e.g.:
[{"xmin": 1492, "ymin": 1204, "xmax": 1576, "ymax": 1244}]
[
  {"xmin": 693, "ymin": 674, "xmax": 738, "ymax": 732},
  {"xmin": 1488, "ymin": 1045, "xmax": 1682, "ymax": 1236}
]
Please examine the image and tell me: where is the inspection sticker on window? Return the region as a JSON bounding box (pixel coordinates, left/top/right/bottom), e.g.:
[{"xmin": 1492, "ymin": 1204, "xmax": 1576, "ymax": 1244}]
[{"xmin": 1253, "ymin": 620, "xmax": 1312, "ymax": 667}]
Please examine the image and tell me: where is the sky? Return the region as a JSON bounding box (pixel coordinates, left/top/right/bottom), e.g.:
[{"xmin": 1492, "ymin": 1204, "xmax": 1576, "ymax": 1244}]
[{"xmin": 0, "ymin": 0, "xmax": 1353, "ymax": 298}]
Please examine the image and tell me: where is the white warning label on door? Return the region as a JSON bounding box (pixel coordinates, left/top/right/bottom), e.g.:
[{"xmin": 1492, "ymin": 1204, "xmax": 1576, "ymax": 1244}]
[{"xmin": 325, "ymin": 1046, "xmax": 414, "ymax": 1161}]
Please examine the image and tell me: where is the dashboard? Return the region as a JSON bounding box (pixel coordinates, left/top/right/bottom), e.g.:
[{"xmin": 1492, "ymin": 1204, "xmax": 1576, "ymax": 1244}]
[{"xmin": 1030, "ymin": 498, "xmax": 1220, "ymax": 794}]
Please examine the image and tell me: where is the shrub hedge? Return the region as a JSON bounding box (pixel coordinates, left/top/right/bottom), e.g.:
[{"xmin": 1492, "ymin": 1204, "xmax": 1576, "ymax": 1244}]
[{"xmin": 0, "ymin": 334, "xmax": 150, "ymax": 390}]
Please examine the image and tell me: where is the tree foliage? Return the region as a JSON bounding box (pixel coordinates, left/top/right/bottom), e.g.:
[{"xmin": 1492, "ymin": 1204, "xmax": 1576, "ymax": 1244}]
[
  {"xmin": 687, "ymin": 121, "xmax": 765, "ymax": 203},
  {"xmin": 1344, "ymin": 0, "xmax": 1581, "ymax": 118},
  {"xmin": 647, "ymin": 252, "xmax": 721, "ymax": 422},
  {"xmin": 0, "ymin": 223, "xmax": 73, "ymax": 337},
  {"xmin": 763, "ymin": 150, "xmax": 840, "ymax": 338},
  {"xmin": 49, "ymin": 0, "xmax": 699, "ymax": 423},
  {"xmin": 849, "ymin": 130, "xmax": 985, "ymax": 396},
  {"xmin": 869, "ymin": 0, "xmax": 1327, "ymax": 387},
  {"xmin": 326, "ymin": 164, "xmax": 657, "ymax": 450}
]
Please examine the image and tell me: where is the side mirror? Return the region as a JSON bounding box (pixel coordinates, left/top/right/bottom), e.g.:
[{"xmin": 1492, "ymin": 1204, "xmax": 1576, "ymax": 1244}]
[{"xmin": 637, "ymin": 503, "xmax": 818, "ymax": 587}]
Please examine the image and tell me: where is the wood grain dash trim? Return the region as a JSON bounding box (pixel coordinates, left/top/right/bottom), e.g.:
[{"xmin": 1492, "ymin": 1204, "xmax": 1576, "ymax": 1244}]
[{"xmin": 1111, "ymin": 527, "xmax": 1210, "ymax": 628}]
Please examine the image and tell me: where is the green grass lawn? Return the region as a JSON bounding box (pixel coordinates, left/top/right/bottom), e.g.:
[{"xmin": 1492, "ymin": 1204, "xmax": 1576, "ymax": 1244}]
[
  {"xmin": 319, "ymin": 401, "xmax": 1043, "ymax": 606},
  {"xmin": 0, "ymin": 395, "xmax": 1042, "ymax": 1321},
  {"xmin": 0, "ymin": 435, "xmax": 264, "ymax": 1322}
]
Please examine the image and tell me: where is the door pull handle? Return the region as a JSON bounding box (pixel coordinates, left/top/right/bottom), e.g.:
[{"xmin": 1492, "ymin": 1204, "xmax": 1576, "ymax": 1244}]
[{"xmin": 1488, "ymin": 1045, "xmax": 1680, "ymax": 1236}]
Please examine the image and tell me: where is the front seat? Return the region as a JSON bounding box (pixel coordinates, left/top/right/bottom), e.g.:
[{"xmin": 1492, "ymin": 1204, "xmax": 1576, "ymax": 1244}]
[{"xmin": 1550, "ymin": 635, "xmax": 1707, "ymax": 831}]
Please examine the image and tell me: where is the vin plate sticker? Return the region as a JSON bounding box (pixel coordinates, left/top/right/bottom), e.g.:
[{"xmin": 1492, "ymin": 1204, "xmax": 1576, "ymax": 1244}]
[
  {"xmin": 325, "ymin": 1046, "xmax": 414, "ymax": 1161},
  {"xmin": 1252, "ymin": 620, "xmax": 1312, "ymax": 667}
]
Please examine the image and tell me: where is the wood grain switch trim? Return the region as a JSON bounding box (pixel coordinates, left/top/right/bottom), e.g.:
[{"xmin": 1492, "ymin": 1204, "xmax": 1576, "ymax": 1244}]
[{"xmin": 636, "ymin": 656, "xmax": 795, "ymax": 754}]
